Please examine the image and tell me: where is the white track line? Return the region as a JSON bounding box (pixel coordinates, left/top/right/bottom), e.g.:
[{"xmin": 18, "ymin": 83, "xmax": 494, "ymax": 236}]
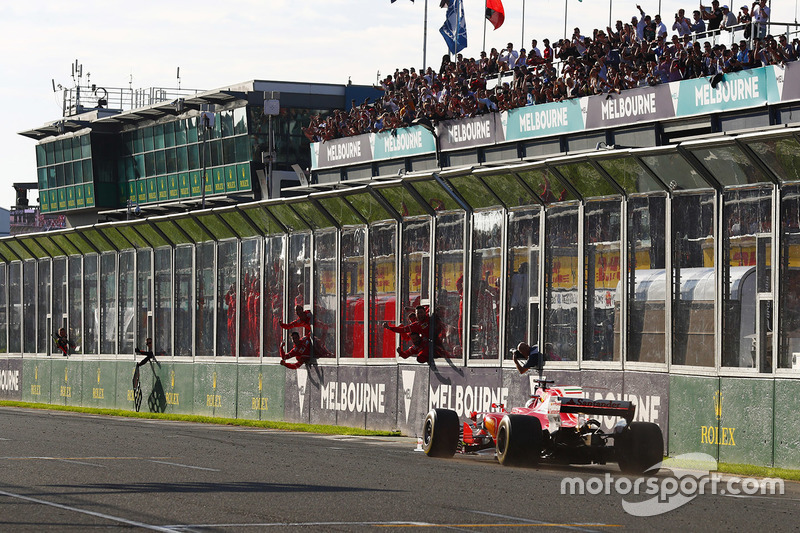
[
  {"xmin": 468, "ymin": 510, "xmax": 607, "ymax": 532},
  {"xmin": 0, "ymin": 488, "xmax": 178, "ymax": 532},
  {"xmin": 165, "ymin": 521, "xmax": 444, "ymax": 529},
  {"xmin": 149, "ymin": 460, "xmax": 219, "ymax": 472},
  {"xmin": 54, "ymin": 458, "xmax": 105, "ymax": 467}
]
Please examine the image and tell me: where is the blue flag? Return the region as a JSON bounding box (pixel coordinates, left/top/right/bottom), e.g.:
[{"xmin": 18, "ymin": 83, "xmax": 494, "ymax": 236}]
[{"xmin": 439, "ymin": 0, "xmax": 467, "ymax": 54}]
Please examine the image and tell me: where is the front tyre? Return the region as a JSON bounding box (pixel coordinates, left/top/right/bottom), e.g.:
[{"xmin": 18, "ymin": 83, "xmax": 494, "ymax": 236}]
[
  {"xmin": 422, "ymin": 408, "xmax": 459, "ymax": 458},
  {"xmin": 616, "ymin": 422, "xmax": 664, "ymax": 474},
  {"xmin": 496, "ymin": 415, "xmax": 542, "ymax": 467}
]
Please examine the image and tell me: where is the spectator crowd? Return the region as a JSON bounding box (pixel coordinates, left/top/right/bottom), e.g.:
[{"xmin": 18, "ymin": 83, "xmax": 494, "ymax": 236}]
[{"xmin": 304, "ymin": 0, "xmax": 796, "ymax": 143}]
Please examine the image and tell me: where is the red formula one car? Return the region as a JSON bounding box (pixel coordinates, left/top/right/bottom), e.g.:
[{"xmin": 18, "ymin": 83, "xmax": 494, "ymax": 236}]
[{"xmin": 422, "ymin": 358, "xmax": 663, "ymax": 474}]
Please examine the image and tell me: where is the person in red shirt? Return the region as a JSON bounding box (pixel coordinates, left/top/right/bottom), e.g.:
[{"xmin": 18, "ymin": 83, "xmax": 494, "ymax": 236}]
[
  {"xmin": 397, "ymin": 333, "xmax": 430, "ymax": 364},
  {"xmin": 383, "ymin": 311, "xmax": 419, "ymax": 342},
  {"xmin": 280, "ymin": 305, "xmax": 312, "ymax": 335},
  {"xmin": 396, "ymin": 332, "xmax": 447, "ymax": 364},
  {"xmin": 280, "ymin": 331, "xmax": 312, "ymax": 369}
]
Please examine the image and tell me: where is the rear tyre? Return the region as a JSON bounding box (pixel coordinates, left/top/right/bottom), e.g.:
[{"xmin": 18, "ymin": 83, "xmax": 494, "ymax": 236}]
[
  {"xmin": 496, "ymin": 415, "xmax": 542, "ymax": 467},
  {"xmin": 616, "ymin": 422, "xmax": 664, "ymax": 474},
  {"xmin": 422, "ymin": 408, "xmax": 459, "ymax": 458}
]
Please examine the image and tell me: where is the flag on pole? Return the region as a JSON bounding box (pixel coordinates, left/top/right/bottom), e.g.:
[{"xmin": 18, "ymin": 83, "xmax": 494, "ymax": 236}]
[
  {"xmin": 439, "ymin": 0, "xmax": 467, "ymax": 54},
  {"xmin": 485, "ymin": 0, "xmax": 505, "ymax": 29}
]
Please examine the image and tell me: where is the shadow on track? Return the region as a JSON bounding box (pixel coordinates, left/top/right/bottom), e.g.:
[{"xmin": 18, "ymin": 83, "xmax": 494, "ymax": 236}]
[{"xmin": 46, "ymin": 481, "xmax": 402, "ymax": 496}]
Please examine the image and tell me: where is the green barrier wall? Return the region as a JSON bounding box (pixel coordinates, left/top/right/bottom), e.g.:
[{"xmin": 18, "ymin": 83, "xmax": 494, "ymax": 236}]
[
  {"xmin": 188, "ymin": 362, "xmax": 242, "ymax": 418},
  {"xmin": 51, "ymin": 359, "xmax": 82, "ymax": 407},
  {"xmin": 161, "ymin": 362, "xmax": 194, "ymax": 415},
  {"xmin": 668, "ymin": 374, "xmax": 720, "ymax": 460},
  {"xmin": 718, "ymin": 377, "xmax": 774, "ymax": 466},
  {"xmin": 209, "ymin": 363, "xmax": 238, "ymax": 419},
  {"xmin": 23, "ymin": 359, "xmax": 51, "ymax": 403},
  {"xmin": 82, "ymin": 360, "xmax": 117, "ymax": 409},
  {"xmin": 235, "ymin": 363, "xmax": 285, "ymax": 421},
  {"xmin": 116, "ymin": 360, "xmax": 137, "ymax": 411},
  {"xmin": 774, "ymin": 379, "xmax": 800, "ymax": 469}
]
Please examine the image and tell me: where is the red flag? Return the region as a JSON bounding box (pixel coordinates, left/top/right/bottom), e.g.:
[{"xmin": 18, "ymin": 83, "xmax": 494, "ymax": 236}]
[{"xmin": 485, "ymin": 0, "xmax": 504, "ymax": 29}]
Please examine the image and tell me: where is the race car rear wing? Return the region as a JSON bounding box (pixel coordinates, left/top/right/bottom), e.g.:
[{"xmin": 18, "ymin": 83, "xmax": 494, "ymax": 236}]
[{"xmin": 559, "ymin": 397, "xmax": 635, "ymax": 423}]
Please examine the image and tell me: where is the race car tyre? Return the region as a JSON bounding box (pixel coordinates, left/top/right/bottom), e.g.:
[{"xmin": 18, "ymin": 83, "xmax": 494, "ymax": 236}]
[
  {"xmin": 423, "ymin": 408, "xmax": 459, "ymax": 458},
  {"xmin": 616, "ymin": 422, "xmax": 664, "ymax": 475},
  {"xmin": 496, "ymin": 414, "xmax": 542, "ymax": 467}
]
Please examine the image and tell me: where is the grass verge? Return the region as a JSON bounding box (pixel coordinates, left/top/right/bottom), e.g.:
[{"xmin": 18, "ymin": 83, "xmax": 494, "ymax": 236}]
[
  {"xmin": 0, "ymin": 401, "xmax": 401, "ymax": 437},
  {"xmin": 716, "ymin": 462, "xmax": 800, "ymax": 482},
  {"xmin": 663, "ymin": 455, "xmax": 800, "ymax": 481}
]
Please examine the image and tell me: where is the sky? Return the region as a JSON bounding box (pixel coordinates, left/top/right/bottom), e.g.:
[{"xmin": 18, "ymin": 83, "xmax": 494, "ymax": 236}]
[{"xmin": 0, "ymin": 0, "xmax": 795, "ymax": 212}]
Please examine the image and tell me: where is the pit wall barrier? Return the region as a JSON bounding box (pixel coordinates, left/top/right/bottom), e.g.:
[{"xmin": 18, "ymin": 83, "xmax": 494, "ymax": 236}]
[{"xmin": 3, "ymin": 355, "xmax": 800, "ymax": 469}]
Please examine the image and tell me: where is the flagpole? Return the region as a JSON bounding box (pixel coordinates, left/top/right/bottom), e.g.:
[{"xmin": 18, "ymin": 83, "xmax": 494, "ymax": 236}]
[
  {"xmin": 564, "ymin": 0, "xmax": 568, "ymax": 40},
  {"xmin": 609, "ymin": 0, "xmax": 612, "ymax": 29},
  {"xmin": 522, "ymin": 0, "xmax": 526, "ymax": 49},
  {"xmin": 454, "ymin": 0, "xmax": 460, "ymax": 61},
  {"xmin": 423, "ymin": 0, "xmax": 428, "ymax": 71},
  {"xmin": 483, "ymin": 0, "xmax": 487, "ymax": 52}
]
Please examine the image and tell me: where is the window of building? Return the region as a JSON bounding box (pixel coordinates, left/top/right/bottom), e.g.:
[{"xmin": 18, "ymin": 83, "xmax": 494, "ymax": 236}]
[
  {"xmin": 469, "ymin": 209, "xmax": 503, "ymax": 360},
  {"xmin": 136, "ymin": 250, "xmax": 152, "ymax": 348},
  {"xmin": 721, "ymin": 186, "xmax": 773, "ymax": 371},
  {"xmin": 118, "ymin": 251, "xmax": 135, "ymax": 354},
  {"xmin": 100, "ymin": 253, "xmax": 116, "ymax": 354},
  {"xmin": 625, "ymin": 195, "xmax": 667, "ymax": 363},
  {"xmin": 584, "ymin": 199, "xmax": 622, "ymax": 362},
  {"xmin": 435, "ymin": 212, "xmax": 465, "ymax": 358},
  {"xmin": 68, "ymin": 256, "xmax": 82, "ymax": 354},
  {"xmin": 0, "ymin": 264, "xmax": 6, "ymax": 353},
  {"xmin": 314, "ymin": 230, "xmax": 336, "ymax": 358},
  {"xmin": 506, "ymin": 207, "xmax": 541, "ymax": 357},
  {"xmin": 264, "ymin": 235, "xmax": 285, "ymax": 358},
  {"xmin": 53, "ymin": 257, "xmax": 66, "ymax": 344},
  {"xmin": 22, "ymin": 261, "xmax": 35, "ymax": 353},
  {"xmin": 368, "ymin": 222, "xmax": 397, "ymax": 358},
  {"xmin": 174, "ymin": 245, "xmax": 193, "ymax": 357},
  {"xmin": 217, "ymin": 240, "xmax": 238, "ymax": 357},
  {"xmin": 154, "ymin": 247, "xmax": 172, "ymax": 357},
  {"xmin": 544, "ymin": 204, "xmax": 579, "ymax": 362},
  {"xmin": 37, "ymin": 260, "xmax": 51, "ymax": 353},
  {"xmin": 779, "ymin": 184, "xmax": 800, "ymax": 371},
  {"xmin": 671, "ymin": 192, "xmax": 716, "ymax": 367},
  {"xmin": 341, "ymin": 227, "xmax": 365, "ymax": 359},
  {"xmin": 240, "ymin": 238, "xmax": 261, "ymax": 357},
  {"xmin": 84, "ymin": 254, "xmax": 99, "ymax": 354},
  {"xmin": 196, "ymin": 242, "xmax": 215, "ymax": 357}
]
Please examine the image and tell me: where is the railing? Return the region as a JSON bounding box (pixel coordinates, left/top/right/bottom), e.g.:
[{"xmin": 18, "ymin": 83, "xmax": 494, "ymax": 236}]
[
  {"xmin": 61, "ymin": 85, "xmax": 206, "ymax": 117},
  {"xmin": 481, "ymin": 21, "xmax": 800, "ymax": 91},
  {"xmin": 692, "ymin": 21, "xmax": 800, "ymax": 49}
]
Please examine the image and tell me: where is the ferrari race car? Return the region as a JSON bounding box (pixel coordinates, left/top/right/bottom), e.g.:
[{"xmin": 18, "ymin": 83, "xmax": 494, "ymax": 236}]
[{"xmin": 422, "ymin": 359, "xmax": 663, "ymax": 474}]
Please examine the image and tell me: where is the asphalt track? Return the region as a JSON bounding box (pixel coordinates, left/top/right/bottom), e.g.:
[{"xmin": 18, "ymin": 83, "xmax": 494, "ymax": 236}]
[{"xmin": 0, "ymin": 407, "xmax": 798, "ymax": 532}]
